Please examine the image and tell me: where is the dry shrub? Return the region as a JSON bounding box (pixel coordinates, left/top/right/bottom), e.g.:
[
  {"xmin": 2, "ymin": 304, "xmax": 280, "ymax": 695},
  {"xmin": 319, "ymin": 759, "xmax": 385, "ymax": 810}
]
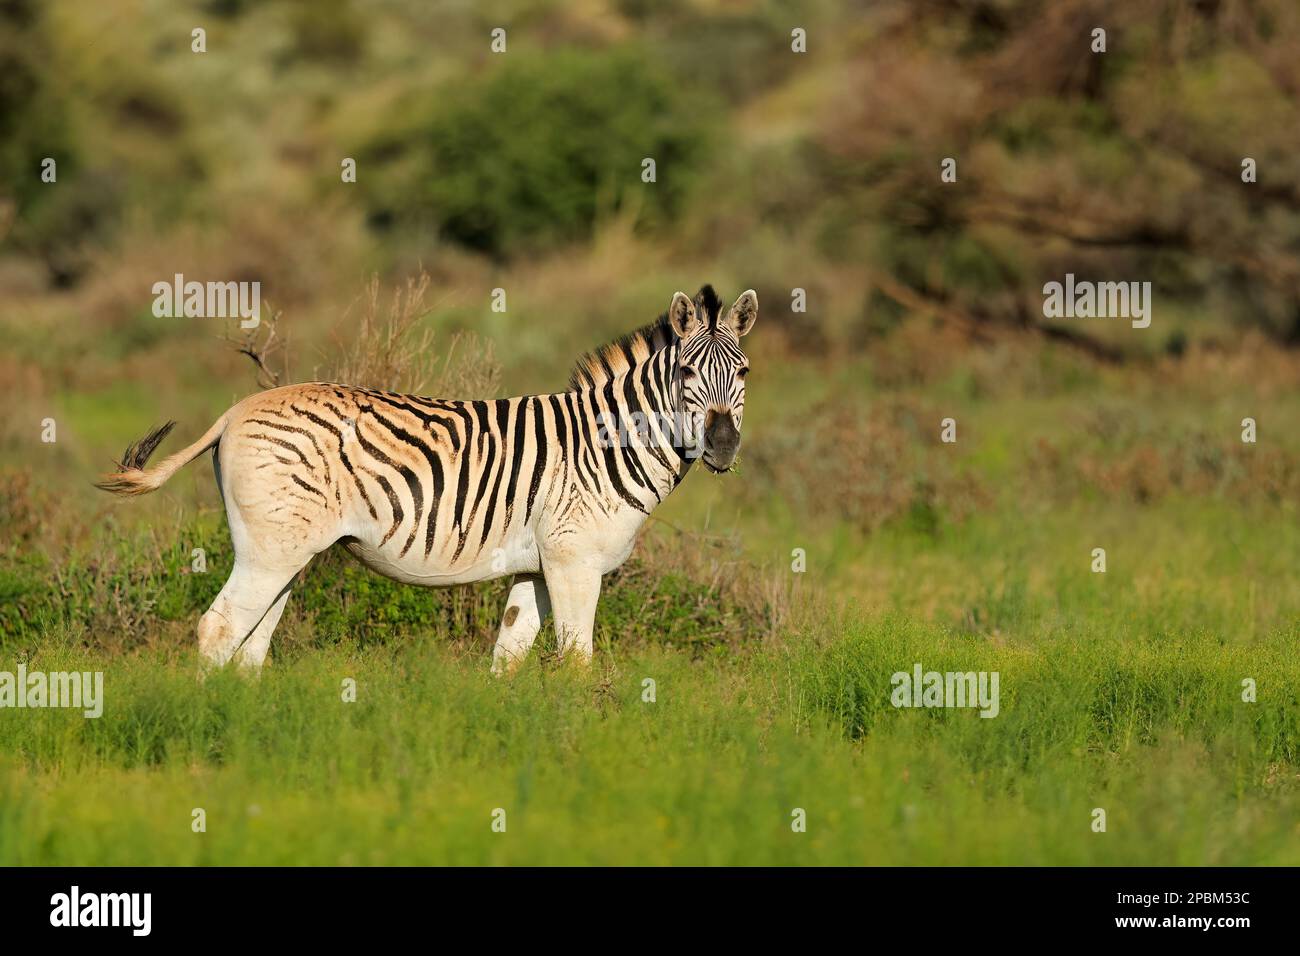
[
  {"xmin": 322, "ymin": 272, "xmax": 501, "ymax": 398},
  {"xmin": 630, "ymin": 521, "xmax": 794, "ymax": 643},
  {"xmin": 867, "ymin": 317, "xmax": 973, "ymax": 388},
  {"xmin": 605, "ymin": 522, "xmax": 795, "ymax": 650},
  {"xmin": 1028, "ymin": 433, "xmax": 1300, "ymax": 505},
  {"xmin": 78, "ymin": 201, "xmax": 362, "ymax": 333},
  {"xmin": 0, "ymin": 470, "xmax": 46, "ymax": 545},
  {"xmin": 751, "ymin": 395, "xmax": 990, "ymax": 534},
  {"xmin": 1151, "ymin": 332, "xmax": 1300, "ymax": 401},
  {"xmin": 231, "ymin": 270, "xmax": 503, "ymax": 398},
  {"xmin": 821, "ymin": 43, "xmax": 984, "ymax": 167},
  {"xmin": 0, "ymin": 353, "xmax": 48, "ymax": 448}
]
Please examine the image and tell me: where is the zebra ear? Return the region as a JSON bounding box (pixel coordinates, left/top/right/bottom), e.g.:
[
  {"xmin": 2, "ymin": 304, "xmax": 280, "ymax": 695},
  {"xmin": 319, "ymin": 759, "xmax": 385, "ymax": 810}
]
[
  {"xmin": 668, "ymin": 291, "xmax": 699, "ymax": 338},
  {"xmin": 725, "ymin": 289, "xmax": 758, "ymax": 337}
]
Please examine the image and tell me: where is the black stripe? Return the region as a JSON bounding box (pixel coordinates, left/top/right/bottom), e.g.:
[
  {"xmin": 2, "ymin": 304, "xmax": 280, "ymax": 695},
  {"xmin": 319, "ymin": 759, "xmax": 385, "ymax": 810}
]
[
  {"xmin": 455, "ymin": 402, "xmax": 496, "ymax": 562},
  {"xmin": 587, "ymin": 390, "xmax": 648, "ymax": 514},
  {"xmin": 501, "ymin": 397, "xmax": 529, "ymax": 530},
  {"xmin": 273, "ymin": 409, "xmax": 335, "ymax": 484},
  {"xmin": 370, "ymin": 395, "xmax": 463, "ymax": 453},
  {"xmin": 561, "ymin": 393, "xmax": 596, "ymax": 493},
  {"xmin": 247, "ymin": 432, "xmax": 314, "ymax": 471},
  {"xmin": 604, "ymin": 380, "xmax": 654, "ymax": 495},
  {"xmin": 635, "ymin": 358, "xmax": 676, "ymax": 474},
  {"xmin": 571, "ymin": 391, "xmax": 606, "ymax": 496},
  {"xmin": 354, "ymin": 416, "xmax": 423, "ymax": 557},
  {"xmin": 620, "ymin": 370, "xmax": 668, "ymax": 495},
  {"xmin": 367, "ymin": 408, "xmax": 445, "ymax": 558},
  {"xmin": 525, "ymin": 397, "xmax": 548, "ymax": 523},
  {"xmin": 364, "ymin": 469, "xmax": 404, "ymax": 546},
  {"xmin": 546, "ymin": 394, "xmax": 574, "ymax": 497},
  {"xmin": 478, "ymin": 400, "xmax": 512, "ymax": 551},
  {"xmin": 290, "ymin": 474, "xmax": 327, "ymax": 501},
  {"xmin": 451, "ymin": 423, "xmax": 473, "ymax": 553}
]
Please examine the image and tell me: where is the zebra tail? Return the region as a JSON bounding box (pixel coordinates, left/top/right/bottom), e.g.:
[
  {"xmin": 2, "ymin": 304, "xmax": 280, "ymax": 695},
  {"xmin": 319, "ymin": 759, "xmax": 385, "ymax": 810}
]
[{"xmin": 94, "ymin": 413, "xmax": 229, "ymax": 497}]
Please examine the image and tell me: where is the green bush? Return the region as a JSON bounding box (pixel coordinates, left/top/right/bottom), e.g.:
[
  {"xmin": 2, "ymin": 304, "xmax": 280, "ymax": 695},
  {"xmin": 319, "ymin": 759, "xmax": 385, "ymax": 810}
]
[
  {"xmin": 0, "ymin": 0, "xmax": 86, "ymax": 274},
  {"xmin": 364, "ymin": 48, "xmax": 716, "ymax": 257}
]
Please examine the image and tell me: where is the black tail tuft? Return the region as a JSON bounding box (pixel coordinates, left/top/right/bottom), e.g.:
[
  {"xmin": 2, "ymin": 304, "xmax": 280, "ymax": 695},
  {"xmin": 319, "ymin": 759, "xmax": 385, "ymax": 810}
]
[{"xmin": 115, "ymin": 421, "xmax": 176, "ymax": 472}]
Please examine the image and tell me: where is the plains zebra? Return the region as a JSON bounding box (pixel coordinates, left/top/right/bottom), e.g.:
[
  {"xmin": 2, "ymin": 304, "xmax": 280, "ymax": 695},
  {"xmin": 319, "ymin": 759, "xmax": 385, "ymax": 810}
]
[{"xmin": 96, "ymin": 285, "xmax": 757, "ymax": 672}]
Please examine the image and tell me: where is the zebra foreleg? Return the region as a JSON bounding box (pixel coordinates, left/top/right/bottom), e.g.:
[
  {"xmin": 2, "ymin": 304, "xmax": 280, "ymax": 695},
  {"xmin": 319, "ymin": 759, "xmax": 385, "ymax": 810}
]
[
  {"xmin": 541, "ymin": 562, "xmax": 602, "ymax": 666},
  {"xmin": 491, "ymin": 574, "xmax": 551, "ymax": 676}
]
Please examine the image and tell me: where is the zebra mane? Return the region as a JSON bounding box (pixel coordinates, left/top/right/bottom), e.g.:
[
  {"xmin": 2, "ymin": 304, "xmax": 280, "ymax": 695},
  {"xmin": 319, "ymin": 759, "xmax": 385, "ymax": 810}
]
[{"xmin": 567, "ymin": 285, "xmax": 723, "ymax": 391}]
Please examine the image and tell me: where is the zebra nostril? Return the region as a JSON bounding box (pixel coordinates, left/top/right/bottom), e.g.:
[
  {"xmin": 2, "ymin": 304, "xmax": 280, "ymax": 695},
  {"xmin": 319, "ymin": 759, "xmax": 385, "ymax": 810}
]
[{"xmin": 704, "ymin": 409, "xmax": 719, "ymax": 431}]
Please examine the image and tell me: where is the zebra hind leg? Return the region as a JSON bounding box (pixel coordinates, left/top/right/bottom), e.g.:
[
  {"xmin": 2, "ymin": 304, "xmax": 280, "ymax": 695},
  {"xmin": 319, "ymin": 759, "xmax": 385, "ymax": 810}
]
[
  {"xmin": 491, "ymin": 573, "xmax": 552, "ymax": 676},
  {"xmin": 197, "ymin": 561, "xmax": 302, "ymax": 673},
  {"xmin": 232, "ymin": 584, "xmax": 294, "ymax": 673}
]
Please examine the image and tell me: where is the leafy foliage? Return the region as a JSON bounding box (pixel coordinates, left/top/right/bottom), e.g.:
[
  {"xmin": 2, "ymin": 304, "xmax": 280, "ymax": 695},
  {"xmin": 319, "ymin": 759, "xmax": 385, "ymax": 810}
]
[{"xmin": 362, "ymin": 49, "xmax": 716, "ymax": 257}]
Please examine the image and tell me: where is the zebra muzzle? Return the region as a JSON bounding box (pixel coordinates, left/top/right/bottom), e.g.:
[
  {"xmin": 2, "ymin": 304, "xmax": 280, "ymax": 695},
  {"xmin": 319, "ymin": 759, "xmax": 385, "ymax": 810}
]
[{"xmin": 702, "ymin": 410, "xmax": 740, "ymax": 470}]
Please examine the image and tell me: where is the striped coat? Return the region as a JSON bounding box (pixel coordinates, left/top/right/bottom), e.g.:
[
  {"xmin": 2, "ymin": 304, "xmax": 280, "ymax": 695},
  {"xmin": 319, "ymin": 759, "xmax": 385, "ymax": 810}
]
[{"xmin": 97, "ymin": 285, "xmax": 757, "ymax": 671}]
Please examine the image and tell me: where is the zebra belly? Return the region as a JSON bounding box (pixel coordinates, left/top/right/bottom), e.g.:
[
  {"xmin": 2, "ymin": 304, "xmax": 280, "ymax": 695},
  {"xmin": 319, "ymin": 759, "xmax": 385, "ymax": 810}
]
[{"xmin": 340, "ymin": 527, "xmax": 541, "ymax": 587}]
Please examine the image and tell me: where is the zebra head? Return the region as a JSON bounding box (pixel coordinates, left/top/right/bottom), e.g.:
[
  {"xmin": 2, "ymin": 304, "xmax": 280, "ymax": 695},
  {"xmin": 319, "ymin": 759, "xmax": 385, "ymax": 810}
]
[{"xmin": 667, "ymin": 285, "xmax": 757, "ymax": 473}]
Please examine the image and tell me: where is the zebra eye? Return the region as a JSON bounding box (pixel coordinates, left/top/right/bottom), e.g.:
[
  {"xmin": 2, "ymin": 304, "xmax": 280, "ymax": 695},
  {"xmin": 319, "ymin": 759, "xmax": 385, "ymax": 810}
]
[
  {"xmin": 681, "ymin": 366, "xmax": 698, "ymax": 380},
  {"xmin": 737, "ymin": 366, "xmax": 750, "ymax": 379}
]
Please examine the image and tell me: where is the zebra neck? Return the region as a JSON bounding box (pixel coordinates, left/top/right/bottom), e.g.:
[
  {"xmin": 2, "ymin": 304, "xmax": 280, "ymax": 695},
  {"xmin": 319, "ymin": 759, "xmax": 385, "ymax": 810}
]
[{"xmin": 583, "ymin": 344, "xmax": 694, "ymax": 508}]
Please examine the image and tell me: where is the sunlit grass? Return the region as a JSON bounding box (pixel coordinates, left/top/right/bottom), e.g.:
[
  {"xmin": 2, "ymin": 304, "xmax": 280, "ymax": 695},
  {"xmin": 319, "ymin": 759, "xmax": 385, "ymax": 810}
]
[{"xmin": 1, "ymin": 578, "xmax": 1297, "ymax": 866}]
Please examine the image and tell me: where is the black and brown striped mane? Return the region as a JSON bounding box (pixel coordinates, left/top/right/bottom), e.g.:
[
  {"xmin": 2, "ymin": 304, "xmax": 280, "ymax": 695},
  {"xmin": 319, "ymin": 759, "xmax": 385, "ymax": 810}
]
[{"xmin": 567, "ymin": 285, "xmax": 723, "ymax": 391}]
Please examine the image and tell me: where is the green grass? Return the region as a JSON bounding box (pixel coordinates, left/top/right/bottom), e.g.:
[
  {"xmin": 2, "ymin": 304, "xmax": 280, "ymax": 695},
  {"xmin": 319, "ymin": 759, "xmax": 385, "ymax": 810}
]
[
  {"xmin": 3, "ymin": 477, "xmax": 1297, "ymax": 865},
  {"xmin": 1, "ymin": 596, "xmax": 1296, "ymax": 866}
]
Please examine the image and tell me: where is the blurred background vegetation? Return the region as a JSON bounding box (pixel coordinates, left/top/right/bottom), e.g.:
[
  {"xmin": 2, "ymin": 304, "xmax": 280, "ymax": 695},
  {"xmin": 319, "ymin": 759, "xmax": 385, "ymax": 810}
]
[{"xmin": 1, "ymin": 0, "xmax": 1297, "ymax": 653}]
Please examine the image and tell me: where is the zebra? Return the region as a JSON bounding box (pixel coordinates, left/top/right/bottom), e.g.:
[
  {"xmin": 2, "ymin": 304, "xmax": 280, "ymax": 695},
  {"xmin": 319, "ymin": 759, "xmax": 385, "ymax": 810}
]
[{"xmin": 96, "ymin": 285, "xmax": 757, "ymax": 673}]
